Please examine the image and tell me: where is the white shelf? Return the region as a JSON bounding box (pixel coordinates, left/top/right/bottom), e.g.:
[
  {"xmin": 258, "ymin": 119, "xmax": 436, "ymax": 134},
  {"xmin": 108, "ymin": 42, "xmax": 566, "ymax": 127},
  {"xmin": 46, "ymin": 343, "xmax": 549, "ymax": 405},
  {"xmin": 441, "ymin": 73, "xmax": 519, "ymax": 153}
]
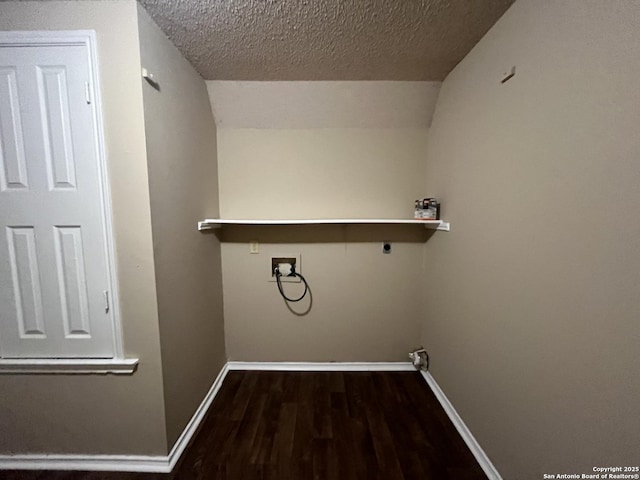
[{"xmin": 198, "ymin": 218, "xmax": 450, "ymax": 231}]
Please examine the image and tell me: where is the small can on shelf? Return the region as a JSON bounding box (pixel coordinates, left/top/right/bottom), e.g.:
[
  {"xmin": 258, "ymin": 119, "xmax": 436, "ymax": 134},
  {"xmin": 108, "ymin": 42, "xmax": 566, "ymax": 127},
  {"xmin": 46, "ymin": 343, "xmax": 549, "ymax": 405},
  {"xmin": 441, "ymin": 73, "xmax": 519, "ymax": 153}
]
[{"xmin": 414, "ymin": 198, "xmax": 440, "ymax": 220}]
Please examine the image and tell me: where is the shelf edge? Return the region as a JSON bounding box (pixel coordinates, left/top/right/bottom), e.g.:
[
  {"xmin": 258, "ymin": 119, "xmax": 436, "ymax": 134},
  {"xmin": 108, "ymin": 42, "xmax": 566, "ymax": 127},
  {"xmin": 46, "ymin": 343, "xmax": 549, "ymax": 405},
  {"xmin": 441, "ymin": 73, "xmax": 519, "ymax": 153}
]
[{"xmin": 198, "ymin": 218, "xmax": 450, "ymax": 230}]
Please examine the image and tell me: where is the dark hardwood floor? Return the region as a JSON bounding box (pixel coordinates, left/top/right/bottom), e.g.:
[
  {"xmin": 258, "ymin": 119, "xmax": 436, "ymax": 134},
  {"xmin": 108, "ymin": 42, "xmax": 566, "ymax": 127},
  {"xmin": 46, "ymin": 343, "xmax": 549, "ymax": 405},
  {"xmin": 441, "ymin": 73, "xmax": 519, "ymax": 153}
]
[{"xmin": 3, "ymin": 371, "xmax": 487, "ymax": 480}]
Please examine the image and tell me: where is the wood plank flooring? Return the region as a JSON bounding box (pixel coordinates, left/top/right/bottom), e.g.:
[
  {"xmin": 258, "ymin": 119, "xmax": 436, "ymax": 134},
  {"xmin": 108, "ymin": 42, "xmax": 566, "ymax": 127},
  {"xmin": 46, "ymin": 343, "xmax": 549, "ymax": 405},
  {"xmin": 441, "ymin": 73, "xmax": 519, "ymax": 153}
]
[{"xmin": 3, "ymin": 371, "xmax": 487, "ymax": 480}]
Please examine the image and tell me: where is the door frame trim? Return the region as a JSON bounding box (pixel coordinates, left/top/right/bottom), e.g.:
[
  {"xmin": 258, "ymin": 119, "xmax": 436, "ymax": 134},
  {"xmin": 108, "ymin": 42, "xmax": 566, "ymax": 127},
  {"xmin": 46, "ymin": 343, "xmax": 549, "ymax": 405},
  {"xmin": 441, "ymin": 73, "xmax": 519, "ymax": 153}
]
[
  {"xmin": 0, "ymin": 30, "xmax": 125, "ymax": 360},
  {"xmin": 0, "ymin": 357, "xmax": 138, "ymax": 374}
]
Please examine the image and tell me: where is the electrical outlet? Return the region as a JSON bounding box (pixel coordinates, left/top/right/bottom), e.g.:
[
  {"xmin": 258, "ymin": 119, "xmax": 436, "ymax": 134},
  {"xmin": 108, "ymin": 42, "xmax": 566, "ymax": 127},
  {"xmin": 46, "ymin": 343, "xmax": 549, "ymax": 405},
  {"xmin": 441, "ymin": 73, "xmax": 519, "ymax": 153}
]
[
  {"xmin": 269, "ymin": 255, "xmax": 301, "ymax": 283},
  {"xmin": 249, "ymin": 241, "xmax": 259, "ymax": 254}
]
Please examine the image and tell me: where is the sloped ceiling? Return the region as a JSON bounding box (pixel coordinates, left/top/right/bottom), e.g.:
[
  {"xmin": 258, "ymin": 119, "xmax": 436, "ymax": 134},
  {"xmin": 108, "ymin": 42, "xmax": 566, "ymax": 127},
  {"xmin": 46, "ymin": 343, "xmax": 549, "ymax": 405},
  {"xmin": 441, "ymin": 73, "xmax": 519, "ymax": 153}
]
[{"xmin": 138, "ymin": 0, "xmax": 515, "ymax": 81}]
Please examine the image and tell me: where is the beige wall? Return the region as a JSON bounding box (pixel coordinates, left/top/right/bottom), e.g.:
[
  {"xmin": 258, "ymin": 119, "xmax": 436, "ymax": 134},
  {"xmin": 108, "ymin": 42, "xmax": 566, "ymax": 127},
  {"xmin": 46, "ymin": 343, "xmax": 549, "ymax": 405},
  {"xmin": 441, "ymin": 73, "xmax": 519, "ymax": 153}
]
[
  {"xmin": 207, "ymin": 81, "xmax": 441, "ymax": 129},
  {"xmin": 137, "ymin": 6, "xmax": 227, "ymax": 449},
  {"xmin": 218, "ymin": 128, "xmax": 428, "ymax": 219},
  {"xmin": 421, "ymin": 0, "xmax": 640, "ymax": 477},
  {"xmin": 0, "ymin": 1, "xmax": 167, "ymax": 455},
  {"xmin": 218, "ymin": 128, "xmax": 428, "ymax": 360}
]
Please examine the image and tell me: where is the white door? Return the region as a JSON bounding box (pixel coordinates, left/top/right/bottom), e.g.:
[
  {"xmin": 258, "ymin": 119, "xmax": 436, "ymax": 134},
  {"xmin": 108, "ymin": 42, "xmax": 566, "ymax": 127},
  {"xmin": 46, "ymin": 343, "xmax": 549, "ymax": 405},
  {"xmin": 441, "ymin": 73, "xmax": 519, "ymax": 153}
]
[{"xmin": 0, "ymin": 42, "xmax": 115, "ymax": 358}]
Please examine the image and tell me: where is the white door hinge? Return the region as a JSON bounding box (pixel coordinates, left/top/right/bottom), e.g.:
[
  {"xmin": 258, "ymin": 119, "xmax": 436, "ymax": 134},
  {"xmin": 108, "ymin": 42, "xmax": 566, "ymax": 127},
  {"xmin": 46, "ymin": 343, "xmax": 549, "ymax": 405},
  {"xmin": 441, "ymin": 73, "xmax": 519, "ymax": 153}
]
[
  {"xmin": 84, "ymin": 82, "xmax": 92, "ymax": 104},
  {"xmin": 103, "ymin": 290, "xmax": 110, "ymax": 313}
]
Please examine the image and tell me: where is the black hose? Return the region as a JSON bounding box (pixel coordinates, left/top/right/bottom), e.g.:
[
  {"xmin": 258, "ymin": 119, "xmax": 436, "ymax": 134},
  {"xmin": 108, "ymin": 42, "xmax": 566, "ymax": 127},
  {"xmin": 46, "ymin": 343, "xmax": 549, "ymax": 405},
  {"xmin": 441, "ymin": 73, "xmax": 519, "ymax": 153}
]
[{"xmin": 275, "ymin": 270, "xmax": 309, "ymax": 302}]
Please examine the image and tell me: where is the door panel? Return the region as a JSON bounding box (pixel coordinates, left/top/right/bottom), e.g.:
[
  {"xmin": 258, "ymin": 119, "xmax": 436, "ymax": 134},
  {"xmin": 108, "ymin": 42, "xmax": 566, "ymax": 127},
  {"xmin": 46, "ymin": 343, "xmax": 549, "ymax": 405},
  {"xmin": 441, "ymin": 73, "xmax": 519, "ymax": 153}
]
[
  {"xmin": 0, "ymin": 43, "xmax": 114, "ymax": 358},
  {"xmin": 0, "ymin": 66, "xmax": 28, "ymax": 191},
  {"xmin": 37, "ymin": 65, "xmax": 78, "ymax": 190},
  {"xmin": 53, "ymin": 226, "xmax": 91, "ymax": 337},
  {"xmin": 5, "ymin": 226, "xmax": 46, "ymax": 338}
]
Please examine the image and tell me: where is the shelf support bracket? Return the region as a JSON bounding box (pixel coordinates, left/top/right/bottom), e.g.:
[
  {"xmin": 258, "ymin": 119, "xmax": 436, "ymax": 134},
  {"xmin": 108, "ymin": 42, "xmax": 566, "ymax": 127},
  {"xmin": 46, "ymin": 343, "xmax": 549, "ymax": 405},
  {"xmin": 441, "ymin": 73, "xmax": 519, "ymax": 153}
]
[
  {"xmin": 425, "ymin": 221, "xmax": 450, "ymax": 232},
  {"xmin": 198, "ymin": 221, "xmax": 221, "ymax": 231}
]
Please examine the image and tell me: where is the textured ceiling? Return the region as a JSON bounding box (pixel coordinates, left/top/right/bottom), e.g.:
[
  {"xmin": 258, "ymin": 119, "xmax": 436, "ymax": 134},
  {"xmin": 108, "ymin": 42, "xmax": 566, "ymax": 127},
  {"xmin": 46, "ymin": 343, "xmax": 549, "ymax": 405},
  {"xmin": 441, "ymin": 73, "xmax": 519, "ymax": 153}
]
[{"xmin": 138, "ymin": 0, "xmax": 515, "ymax": 81}]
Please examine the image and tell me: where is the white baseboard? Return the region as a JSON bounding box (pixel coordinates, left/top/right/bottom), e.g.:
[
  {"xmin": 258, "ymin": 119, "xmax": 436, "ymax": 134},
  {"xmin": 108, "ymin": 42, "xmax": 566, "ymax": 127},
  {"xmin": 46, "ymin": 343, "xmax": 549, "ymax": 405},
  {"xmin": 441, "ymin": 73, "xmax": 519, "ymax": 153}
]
[
  {"xmin": 165, "ymin": 361, "xmax": 230, "ymax": 470},
  {"xmin": 0, "ymin": 362, "xmax": 231, "ymax": 473},
  {"xmin": 227, "ymin": 361, "xmax": 416, "ymax": 371},
  {"xmin": 0, "ymin": 361, "xmax": 501, "ymax": 479},
  {"xmin": 0, "ymin": 455, "xmax": 171, "ymax": 473},
  {"xmin": 420, "ymin": 370, "xmax": 502, "ymax": 480}
]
